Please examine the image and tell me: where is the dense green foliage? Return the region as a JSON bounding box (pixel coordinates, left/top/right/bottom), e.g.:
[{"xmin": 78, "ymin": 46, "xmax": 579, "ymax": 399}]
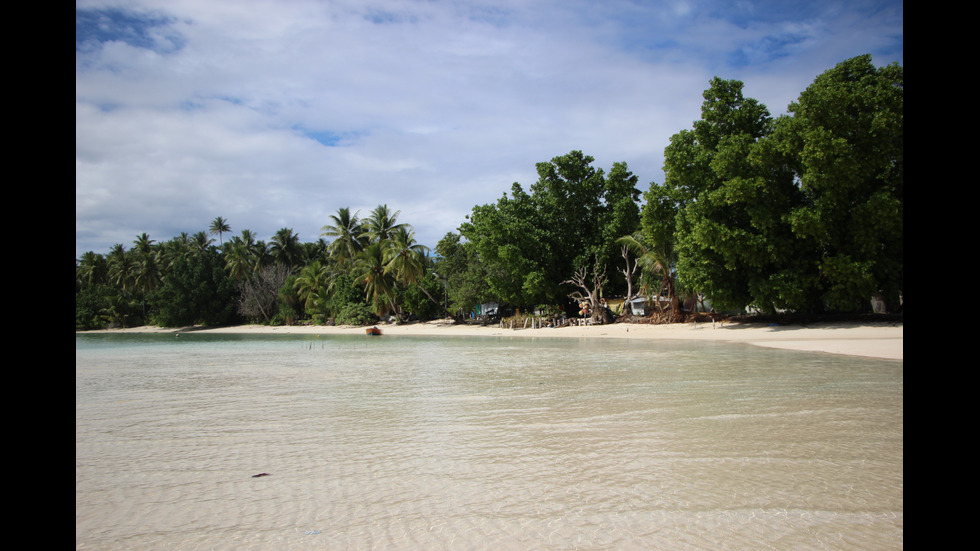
[
  {"xmin": 660, "ymin": 76, "xmax": 796, "ymax": 312},
  {"xmin": 152, "ymin": 248, "xmax": 238, "ymax": 327},
  {"xmin": 76, "ymin": 209, "xmax": 447, "ymax": 329},
  {"xmin": 781, "ymin": 55, "xmax": 903, "ymax": 311},
  {"xmin": 659, "ymin": 54, "xmax": 902, "ymax": 314},
  {"xmin": 459, "ymin": 150, "xmax": 642, "ymax": 309},
  {"xmin": 433, "ymin": 232, "xmax": 491, "ymax": 316},
  {"xmin": 76, "ymin": 55, "xmax": 902, "ymax": 329}
]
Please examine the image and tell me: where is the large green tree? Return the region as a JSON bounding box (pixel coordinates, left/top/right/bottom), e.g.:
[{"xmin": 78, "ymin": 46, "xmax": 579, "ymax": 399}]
[
  {"xmin": 778, "ymin": 54, "xmax": 903, "ymax": 311},
  {"xmin": 663, "ymin": 77, "xmax": 807, "ymax": 313},
  {"xmin": 661, "ymin": 56, "xmax": 902, "ymax": 314},
  {"xmin": 601, "ymin": 161, "xmax": 643, "ymax": 260},
  {"xmin": 434, "ymin": 232, "xmax": 490, "ymax": 317},
  {"xmin": 460, "ymin": 151, "xmax": 641, "ymax": 310},
  {"xmin": 460, "ymin": 181, "xmax": 543, "ymax": 306},
  {"xmin": 639, "ymin": 182, "xmax": 686, "ymax": 317}
]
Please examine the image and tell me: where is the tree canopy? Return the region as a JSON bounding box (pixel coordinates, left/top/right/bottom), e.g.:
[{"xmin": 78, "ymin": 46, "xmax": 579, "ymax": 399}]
[
  {"xmin": 780, "ymin": 55, "xmax": 903, "ymax": 311},
  {"xmin": 459, "ymin": 150, "xmax": 641, "ymax": 309},
  {"xmin": 660, "ymin": 55, "xmax": 902, "ymax": 313}
]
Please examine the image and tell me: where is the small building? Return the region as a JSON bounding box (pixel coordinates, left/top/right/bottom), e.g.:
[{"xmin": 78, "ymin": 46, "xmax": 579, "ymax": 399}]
[
  {"xmin": 472, "ymin": 302, "xmax": 499, "ymax": 320},
  {"xmin": 628, "ymin": 295, "xmax": 673, "ymax": 316}
]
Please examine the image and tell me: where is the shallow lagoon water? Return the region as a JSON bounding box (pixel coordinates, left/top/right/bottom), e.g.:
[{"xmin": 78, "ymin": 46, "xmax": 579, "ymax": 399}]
[{"xmin": 76, "ymin": 332, "xmax": 903, "ymax": 550}]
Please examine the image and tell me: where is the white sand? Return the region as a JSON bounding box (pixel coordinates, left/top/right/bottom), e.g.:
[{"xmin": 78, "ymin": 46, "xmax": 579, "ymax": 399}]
[{"xmin": 86, "ymin": 320, "xmax": 903, "ymax": 360}]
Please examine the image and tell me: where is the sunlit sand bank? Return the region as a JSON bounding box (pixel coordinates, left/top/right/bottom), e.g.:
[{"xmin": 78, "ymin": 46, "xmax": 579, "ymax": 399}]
[{"xmin": 82, "ymin": 320, "xmax": 903, "ymax": 360}]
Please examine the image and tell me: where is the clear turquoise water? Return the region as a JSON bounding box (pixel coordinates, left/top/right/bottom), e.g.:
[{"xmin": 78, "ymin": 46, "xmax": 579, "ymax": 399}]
[{"xmin": 76, "ymin": 333, "xmax": 903, "ymax": 550}]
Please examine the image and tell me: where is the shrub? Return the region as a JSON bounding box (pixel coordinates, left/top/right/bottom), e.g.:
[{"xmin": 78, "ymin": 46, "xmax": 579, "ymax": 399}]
[{"xmin": 334, "ymin": 303, "xmax": 375, "ymax": 326}]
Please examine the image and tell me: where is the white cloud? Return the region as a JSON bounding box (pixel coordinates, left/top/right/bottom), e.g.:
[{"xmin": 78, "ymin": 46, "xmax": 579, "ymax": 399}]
[{"xmin": 76, "ymin": 0, "xmax": 903, "ymax": 258}]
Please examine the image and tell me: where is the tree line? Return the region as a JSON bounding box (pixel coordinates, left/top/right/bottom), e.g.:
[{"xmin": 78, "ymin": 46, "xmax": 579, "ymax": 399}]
[{"xmin": 76, "ymin": 55, "xmax": 902, "ymax": 330}]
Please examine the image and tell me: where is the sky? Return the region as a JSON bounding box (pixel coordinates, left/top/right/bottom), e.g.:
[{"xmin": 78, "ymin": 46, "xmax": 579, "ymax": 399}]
[{"xmin": 76, "ymin": 0, "xmax": 903, "ymax": 260}]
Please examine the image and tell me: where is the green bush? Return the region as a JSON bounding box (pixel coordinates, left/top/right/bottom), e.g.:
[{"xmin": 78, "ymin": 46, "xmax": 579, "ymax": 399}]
[
  {"xmin": 75, "ymin": 285, "xmax": 112, "ymax": 330},
  {"xmin": 153, "ymin": 249, "xmax": 238, "ymax": 327},
  {"xmin": 272, "ymin": 304, "xmax": 299, "ymax": 326},
  {"xmin": 334, "ymin": 303, "xmax": 375, "ymax": 326}
]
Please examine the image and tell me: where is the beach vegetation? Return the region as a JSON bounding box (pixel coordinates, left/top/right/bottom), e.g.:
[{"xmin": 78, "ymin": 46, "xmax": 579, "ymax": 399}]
[
  {"xmin": 271, "ymin": 303, "xmax": 299, "ymax": 326},
  {"xmin": 321, "ymin": 207, "xmax": 367, "ymax": 265},
  {"xmin": 658, "ymin": 55, "xmax": 902, "ymax": 315},
  {"xmin": 333, "ymin": 303, "xmax": 375, "ymax": 326},
  {"xmin": 459, "ymin": 150, "xmax": 643, "ymax": 311},
  {"xmin": 777, "ymin": 55, "xmax": 903, "ymax": 312},
  {"xmin": 75, "ymin": 284, "xmax": 121, "ymax": 330},
  {"xmin": 269, "ymin": 227, "xmax": 304, "ymax": 269},
  {"xmin": 208, "ymin": 216, "xmax": 231, "ymax": 245},
  {"xmin": 76, "ymin": 55, "xmax": 901, "ymax": 330},
  {"xmin": 151, "ymin": 247, "xmax": 238, "ymax": 327},
  {"xmin": 236, "ymin": 263, "xmax": 291, "ymax": 324},
  {"xmin": 433, "ymin": 232, "xmax": 491, "ymax": 318}
]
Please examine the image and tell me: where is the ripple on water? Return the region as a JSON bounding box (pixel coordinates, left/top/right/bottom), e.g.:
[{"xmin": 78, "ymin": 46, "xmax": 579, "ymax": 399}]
[{"xmin": 76, "ymin": 334, "xmax": 903, "ymax": 550}]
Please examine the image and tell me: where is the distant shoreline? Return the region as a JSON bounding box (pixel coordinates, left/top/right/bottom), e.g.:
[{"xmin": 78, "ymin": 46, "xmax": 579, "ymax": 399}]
[{"xmin": 78, "ymin": 320, "xmax": 903, "ymax": 361}]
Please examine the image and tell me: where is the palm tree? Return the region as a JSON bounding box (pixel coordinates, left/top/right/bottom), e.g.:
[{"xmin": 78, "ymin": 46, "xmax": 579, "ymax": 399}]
[
  {"xmin": 227, "ymin": 229, "xmax": 265, "ymax": 278},
  {"xmin": 270, "ymin": 227, "xmax": 303, "ymax": 269},
  {"xmin": 191, "ymin": 231, "xmax": 214, "ymax": 253},
  {"xmin": 223, "ymin": 236, "xmax": 252, "ymax": 282},
  {"xmin": 131, "ymin": 251, "xmax": 160, "ymax": 307},
  {"xmin": 160, "ymin": 233, "xmax": 192, "ymax": 271},
  {"xmin": 384, "ymin": 227, "xmax": 452, "ymax": 318},
  {"xmin": 131, "ymin": 234, "xmax": 161, "ymax": 320},
  {"xmin": 321, "ymin": 207, "xmax": 366, "ymax": 265},
  {"xmin": 617, "ymin": 232, "xmax": 681, "ymax": 320},
  {"xmin": 362, "ymin": 204, "xmax": 407, "ymax": 244},
  {"xmin": 76, "ymin": 251, "xmax": 107, "ymax": 289},
  {"xmin": 209, "ymin": 217, "xmax": 231, "ymax": 245},
  {"xmin": 294, "ymin": 260, "xmax": 331, "ymax": 315},
  {"xmin": 239, "ymin": 229, "xmax": 256, "ymax": 247},
  {"xmin": 106, "ymin": 243, "xmax": 133, "ymax": 292},
  {"xmin": 354, "ymin": 242, "xmax": 398, "ymax": 317},
  {"xmin": 251, "ymin": 240, "xmax": 272, "ymax": 273},
  {"xmin": 131, "ymin": 235, "xmax": 156, "ymax": 287},
  {"xmin": 383, "ymin": 226, "xmax": 427, "ymax": 285},
  {"xmin": 305, "ymin": 238, "xmax": 330, "ymax": 263},
  {"xmin": 133, "ymin": 232, "xmax": 155, "ymax": 255},
  {"xmin": 101, "ymin": 292, "xmax": 133, "ymax": 328}
]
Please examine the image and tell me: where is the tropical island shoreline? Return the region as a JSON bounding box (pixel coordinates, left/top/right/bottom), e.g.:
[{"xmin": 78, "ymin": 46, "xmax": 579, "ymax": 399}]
[{"xmin": 79, "ymin": 320, "xmax": 903, "ymax": 361}]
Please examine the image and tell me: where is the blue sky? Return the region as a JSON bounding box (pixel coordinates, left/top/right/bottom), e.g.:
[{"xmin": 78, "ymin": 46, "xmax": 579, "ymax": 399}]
[{"xmin": 76, "ymin": 0, "xmax": 903, "ymax": 259}]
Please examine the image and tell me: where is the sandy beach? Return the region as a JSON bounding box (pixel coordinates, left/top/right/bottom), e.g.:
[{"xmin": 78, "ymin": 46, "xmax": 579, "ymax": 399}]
[{"xmin": 85, "ymin": 320, "xmax": 903, "ymax": 360}]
